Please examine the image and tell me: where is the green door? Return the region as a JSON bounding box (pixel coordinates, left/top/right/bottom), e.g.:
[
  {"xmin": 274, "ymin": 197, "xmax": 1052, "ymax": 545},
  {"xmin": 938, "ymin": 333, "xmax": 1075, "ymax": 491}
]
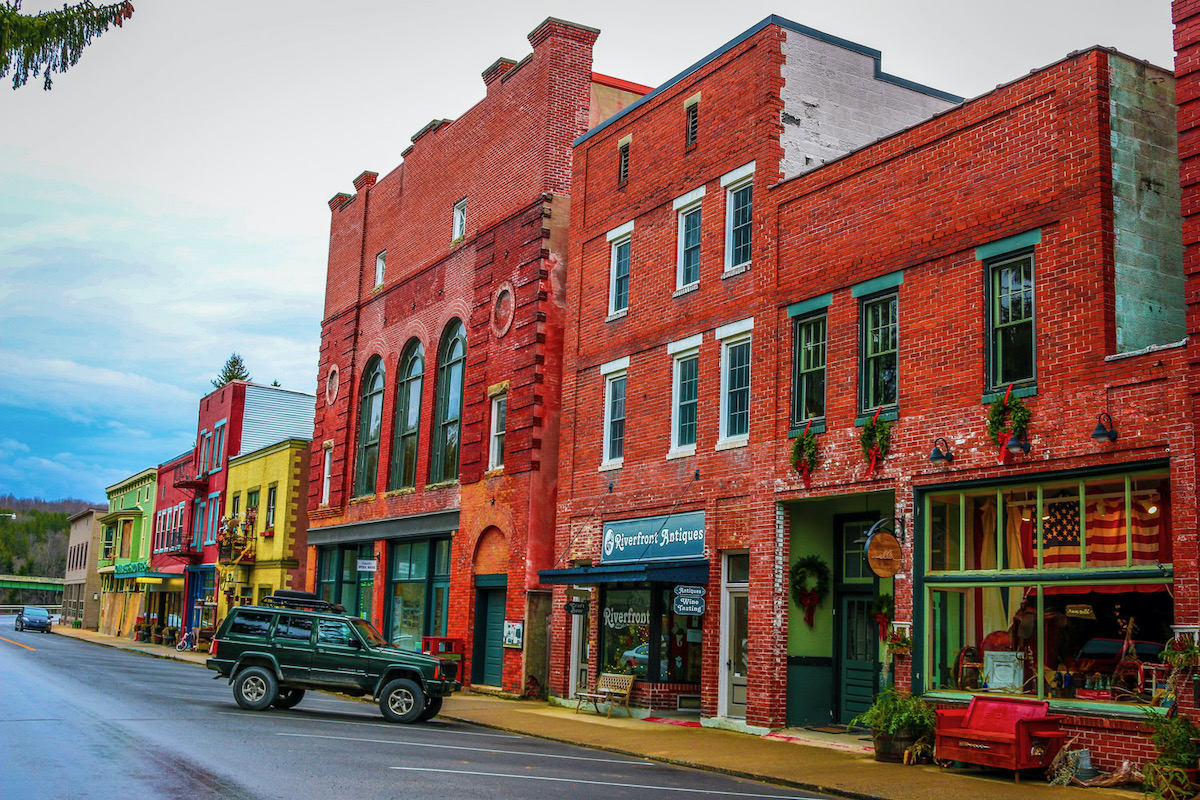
[
  {"xmin": 473, "ymin": 587, "xmax": 505, "ymax": 686},
  {"xmin": 835, "ymin": 515, "xmax": 879, "ymax": 725}
]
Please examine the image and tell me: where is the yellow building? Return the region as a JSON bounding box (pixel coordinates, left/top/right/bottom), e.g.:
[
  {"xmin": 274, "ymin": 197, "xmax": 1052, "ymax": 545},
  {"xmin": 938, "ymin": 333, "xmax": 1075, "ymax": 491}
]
[{"xmin": 218, "ymin": 438, "xmax": 310, "ymax": 620}]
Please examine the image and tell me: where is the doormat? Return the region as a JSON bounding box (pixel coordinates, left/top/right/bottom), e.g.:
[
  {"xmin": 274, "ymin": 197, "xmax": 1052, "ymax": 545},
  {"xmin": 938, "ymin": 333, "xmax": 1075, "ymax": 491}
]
[
  {"xmin": 806, "ymin": 725, "xmax": 850, "ymax": 734},
  {"xmin": 644, "ymin": 716, "xmax": 702, "ymax": 727}
]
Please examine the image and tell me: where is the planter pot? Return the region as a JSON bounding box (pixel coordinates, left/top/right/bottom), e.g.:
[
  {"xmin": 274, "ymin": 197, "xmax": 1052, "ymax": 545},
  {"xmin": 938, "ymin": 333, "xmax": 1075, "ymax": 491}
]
[{"xmin": 873, "ymin": 730, "xmax": 919, "ymax": 763}]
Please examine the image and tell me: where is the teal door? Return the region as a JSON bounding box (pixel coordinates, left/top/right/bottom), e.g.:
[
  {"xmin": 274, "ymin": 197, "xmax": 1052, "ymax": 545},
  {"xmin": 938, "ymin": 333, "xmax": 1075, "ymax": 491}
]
[
  {"xmin": 473, "ymin": 587, "xmax": 505, "ymax": 686},
  {"xmin": 837, "ymin": 595, "xmax": 877, "ymax": 723}
]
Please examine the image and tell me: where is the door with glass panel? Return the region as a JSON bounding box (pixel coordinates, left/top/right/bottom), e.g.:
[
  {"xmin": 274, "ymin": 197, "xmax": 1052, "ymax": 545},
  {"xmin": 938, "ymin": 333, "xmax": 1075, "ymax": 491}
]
[
  {"xmin": 835, "ymin": 516, "xmax": 879, "ymax": 724},
  {"xmin": 723, "ymin": 553, "xmax": 750, "ymax": 719}
]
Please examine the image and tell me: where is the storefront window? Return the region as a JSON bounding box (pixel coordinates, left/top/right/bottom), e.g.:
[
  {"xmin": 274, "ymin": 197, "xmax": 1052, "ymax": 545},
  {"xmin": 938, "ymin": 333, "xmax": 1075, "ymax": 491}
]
[
  {"xmin": 600, "ymin": 583, "xmax": 702, "ymax": 683},
  {"xmin": 658, "ymin": 587, "xmax": 702, "ymax": 682},
  {"xmin": 601, "ymin": 585, "xmax": 650, "ymax": 675},
  {"xmin": 387, "ymin": 537, "xmax": 450, "ymax": 651},
  {"xmin": 923, "ymin": 471, "xmax": 1172, "ymax": 706}
]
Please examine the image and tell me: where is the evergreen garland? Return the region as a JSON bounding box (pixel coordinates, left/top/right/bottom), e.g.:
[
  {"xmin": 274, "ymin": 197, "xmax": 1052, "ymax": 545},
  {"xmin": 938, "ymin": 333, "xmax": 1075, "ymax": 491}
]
[
  {"xmin": 1, "ymin": 0, "xmax": 134, "ymax": 90},
  {"xmin": 860, "ymin": 417, "xmax": 892, "ymax": 461},
  {"xmin": 789, "ymin": 430, "xmax": 818, "ymax": 474},
  {"xmin": 986, "ymin": 394, "xmax": 1031, "ymax": 443}
]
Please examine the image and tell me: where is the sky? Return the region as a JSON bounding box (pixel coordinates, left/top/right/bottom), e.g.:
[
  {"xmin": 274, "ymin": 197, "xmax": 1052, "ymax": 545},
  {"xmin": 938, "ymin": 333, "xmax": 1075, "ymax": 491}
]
[{"xmin": 0, "ymin": 0, "xmax": 1176, "ymax": 503}]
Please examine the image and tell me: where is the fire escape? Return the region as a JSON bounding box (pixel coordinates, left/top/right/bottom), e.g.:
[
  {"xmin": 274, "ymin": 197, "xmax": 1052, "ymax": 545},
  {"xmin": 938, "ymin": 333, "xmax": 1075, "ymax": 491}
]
[
  {"xmin": 217, "ymin": 507, "xmax": 256, "ymax": 606},
  {"xmin": 165, "ymin": 457, "xmax": 208, "ymax": 560}
]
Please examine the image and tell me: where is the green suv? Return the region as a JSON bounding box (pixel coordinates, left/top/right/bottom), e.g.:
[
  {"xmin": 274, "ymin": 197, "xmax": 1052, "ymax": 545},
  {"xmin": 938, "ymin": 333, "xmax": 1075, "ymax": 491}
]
[{"xmin": 206, "ymin": 591, "xmax": 459, "ymax": 723}]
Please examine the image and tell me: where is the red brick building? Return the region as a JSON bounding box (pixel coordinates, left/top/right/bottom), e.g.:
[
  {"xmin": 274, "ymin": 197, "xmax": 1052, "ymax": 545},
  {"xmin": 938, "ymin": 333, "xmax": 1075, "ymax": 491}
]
[
  {"xmin": 548, "ymin": 14, "xmax": 1188, "ymax": 766},
  {"xmin": 306, "ymin": 18, "xmax": 646, "ymax": 693}
]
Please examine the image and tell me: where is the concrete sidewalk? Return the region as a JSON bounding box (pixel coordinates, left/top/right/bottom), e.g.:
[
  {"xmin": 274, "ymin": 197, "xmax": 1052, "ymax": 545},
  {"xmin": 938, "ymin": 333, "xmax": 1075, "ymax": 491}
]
[{"xmin": 53, "ymin": 625, "xmax": 1138, "ymax": 800}]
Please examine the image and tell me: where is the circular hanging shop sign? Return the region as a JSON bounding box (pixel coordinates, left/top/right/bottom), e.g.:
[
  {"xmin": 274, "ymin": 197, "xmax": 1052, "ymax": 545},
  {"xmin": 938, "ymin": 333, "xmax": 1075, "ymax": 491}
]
[{"xmin": 865, "ymin": 531, "xmax": 902, "ymax": 578}]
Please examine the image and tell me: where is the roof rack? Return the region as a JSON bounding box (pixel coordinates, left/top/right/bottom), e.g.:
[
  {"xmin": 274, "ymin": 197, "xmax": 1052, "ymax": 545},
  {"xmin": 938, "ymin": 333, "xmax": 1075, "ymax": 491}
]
[{"xmin": 261, "ymin": 590, "xmax": 345, "ymax": 613}]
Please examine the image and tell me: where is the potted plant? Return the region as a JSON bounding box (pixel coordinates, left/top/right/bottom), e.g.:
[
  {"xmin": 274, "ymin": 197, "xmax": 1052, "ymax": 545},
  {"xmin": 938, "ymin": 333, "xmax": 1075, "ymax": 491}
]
[
  {"xmin": 851, "ymin": 688, "xmax": 936, "ymax": 764},
  {"xmin": 1144, "ymin": 710, "xmax": 1200, "ymax": 800}
]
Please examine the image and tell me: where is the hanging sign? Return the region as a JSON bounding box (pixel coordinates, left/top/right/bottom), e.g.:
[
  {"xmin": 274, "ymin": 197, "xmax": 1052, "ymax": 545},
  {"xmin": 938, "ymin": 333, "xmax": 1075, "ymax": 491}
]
[
  {"xmin": 673, "ymin": 596, "xmax": 705, "ymax": 616},
  {"xmin": 565, "ymin": 601, "xmax": 588, "ymax": 615},
  {"xmin": 565, "ymin": 589, "xmax": 591, "ymax": 600},
  {"xmin": 356, "ymin": 559, "xmax": 377, "ymax": 573},
  {"xmin": 674, "ymin": 585, "xmax": 706, "ymax": 597},
  {"xmin": 601, "ymin": 511, "xmax": 705, "ymax": 564},
  {"xmin": 865, "ymin": 532, "xmax": 902, "ymax": 578}
]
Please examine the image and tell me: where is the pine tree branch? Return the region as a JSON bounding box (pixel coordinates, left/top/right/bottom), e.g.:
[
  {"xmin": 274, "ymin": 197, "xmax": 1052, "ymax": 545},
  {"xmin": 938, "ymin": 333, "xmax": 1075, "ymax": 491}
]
[{"xmin": 1, "ymin": 0, "xmax": 134, "ymax": 90}]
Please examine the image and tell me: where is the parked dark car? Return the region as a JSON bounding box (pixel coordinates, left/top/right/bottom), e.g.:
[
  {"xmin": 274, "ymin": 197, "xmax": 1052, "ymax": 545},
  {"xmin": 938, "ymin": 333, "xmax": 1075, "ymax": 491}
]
[
  {"xmin": 206, "ymin": 590, "xmax": 459, "ymax": 723},
  {"xmin": 15, "ymin": 606, "xmax": 52, "ymax": 633}
]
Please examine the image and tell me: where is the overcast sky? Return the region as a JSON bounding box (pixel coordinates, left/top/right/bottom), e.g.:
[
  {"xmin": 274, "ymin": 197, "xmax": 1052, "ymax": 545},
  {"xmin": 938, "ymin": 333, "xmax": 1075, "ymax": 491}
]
[{"xmin": 0, "ymin": 0, "xmax": 1175, "ymax": 503}]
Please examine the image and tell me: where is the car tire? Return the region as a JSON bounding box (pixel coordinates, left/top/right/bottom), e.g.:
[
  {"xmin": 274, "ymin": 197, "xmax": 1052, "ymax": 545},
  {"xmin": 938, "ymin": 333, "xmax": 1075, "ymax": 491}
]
[
  {"xmin": 379, "ymin": 678, "xmax": 426, "ymax": 724},
  {"xmin": 417, "ymin": 695, "xmax": 443, "ymax": 722},
  {"xmin": 271, "ymin": 688, "xmax": 305, "ymax": 709},
  {"xmin": 233, "ymin": 666, "xmax": 278, "ymax": 711}
]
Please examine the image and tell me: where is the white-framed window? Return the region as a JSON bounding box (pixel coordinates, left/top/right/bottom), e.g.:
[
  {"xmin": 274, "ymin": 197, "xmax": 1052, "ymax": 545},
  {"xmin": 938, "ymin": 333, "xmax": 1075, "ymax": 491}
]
[
  {"xmin": 321, "ymin": 441, "xmax": 333, "ymax": 506},
  {"xmin": 489, "ymin": 393, "xmax": 507, "ymax": 470},
  {"xmin": 265, "ymin": 485, "xmax": 277, "ymax": 529},
  {"xmin": 716, "ymin": 317, "xmax": 753, "ymax": 445},
  {"xmin": 600, "ymin": 356, "xmax": 629, "ymax": 467},
  {"xmin": 721, "ymin": 162, "xmax": 755, "ymax": 272},
  {"xmin": 453, "ymin": 199, "xmax": 467, "ymax": 241},
  {"xmin": 606, "ymin": 220, "xmax": 634, "ymax": 316},
  {"xmin": 674, "ymin": 186, "xmax": 705, "ymax": 291},
  {"xmin": 375, "ymin": 250, "xmax": 386, "ymax": 288},
  {"xmin": 668, "ymin": 334, "xmax": 702, "ymax": 456}
]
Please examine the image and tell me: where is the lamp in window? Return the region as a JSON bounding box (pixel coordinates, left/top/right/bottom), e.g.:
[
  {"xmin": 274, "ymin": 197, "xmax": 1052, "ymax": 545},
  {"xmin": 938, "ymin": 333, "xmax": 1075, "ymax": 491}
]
[
  {"xmin": 928, "ymin": 437, "xmax": 954, "ymax": 464},
  {"xmin": 1089, "ymin": 412, "xmax": 1117, "ymax": 443},
  {"xmin": 1005, "ymin": 433, "xmax": 1031, "ymax": 455}
]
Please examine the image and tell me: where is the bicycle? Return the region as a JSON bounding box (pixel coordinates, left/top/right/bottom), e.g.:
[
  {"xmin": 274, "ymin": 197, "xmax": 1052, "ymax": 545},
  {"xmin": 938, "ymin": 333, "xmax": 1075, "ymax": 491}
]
[{"xmin": 175, "ymin": 628, "xmax": 193, "ymax": 652}]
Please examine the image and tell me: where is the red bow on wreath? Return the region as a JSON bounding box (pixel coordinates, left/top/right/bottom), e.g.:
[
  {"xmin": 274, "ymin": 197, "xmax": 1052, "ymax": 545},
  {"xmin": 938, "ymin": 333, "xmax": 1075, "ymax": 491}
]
[
  {"xmin": 866, "ymin": 445, "xmax": 882, "ymax": 475},
  {"xmin": 875, "ymin": 613, "xmax": 890, "ymax": 642},
  {"xmin": 796, "ymin": 589, "xmax": 820, "ymax": 627}
]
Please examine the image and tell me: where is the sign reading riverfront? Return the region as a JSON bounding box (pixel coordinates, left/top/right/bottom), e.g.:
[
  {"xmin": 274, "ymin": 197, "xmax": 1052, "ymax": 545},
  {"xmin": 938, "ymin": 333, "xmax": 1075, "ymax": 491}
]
[{"xmin": 601, "ymin": 511, "xmax": 705, "ymax": 564}]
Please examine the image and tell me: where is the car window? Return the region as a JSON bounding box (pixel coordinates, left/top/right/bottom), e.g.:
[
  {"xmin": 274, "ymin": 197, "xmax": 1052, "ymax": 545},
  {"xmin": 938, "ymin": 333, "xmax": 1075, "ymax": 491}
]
[
  {"xmin": 317, "ymin": 620, "xmax": 355, "ymax": 646},
  {"xmin": 228, "ymin": 611, "xmax": 273, "ymax": 637},
  {"xmin": 351, "ymin": 618, "xmax": 388, "ymax": 646},
  {"xmin": 25, "ymin": 608, "xmax": 48, "ymax": 618},
  {"xmin": 273, "ymin": 615, "xmax": 314, "ymax": 642}
]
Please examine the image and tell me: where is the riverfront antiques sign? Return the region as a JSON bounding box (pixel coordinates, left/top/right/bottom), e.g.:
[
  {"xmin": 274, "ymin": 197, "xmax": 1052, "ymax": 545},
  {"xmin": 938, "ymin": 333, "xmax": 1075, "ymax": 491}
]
[
  {"xmin": 601, "ymin": 511, "xmax": 705, "ymax": 564},
  {"xmin": 865, "ymin": 531, "xmax": 902, "ymax": 578}
]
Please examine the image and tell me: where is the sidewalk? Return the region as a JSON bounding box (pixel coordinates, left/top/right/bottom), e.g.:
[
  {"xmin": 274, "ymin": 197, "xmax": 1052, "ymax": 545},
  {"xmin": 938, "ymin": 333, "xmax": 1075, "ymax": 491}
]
[{"xmin": 54, "ymin": 625, "xmax": 1138, "ymax": 800}]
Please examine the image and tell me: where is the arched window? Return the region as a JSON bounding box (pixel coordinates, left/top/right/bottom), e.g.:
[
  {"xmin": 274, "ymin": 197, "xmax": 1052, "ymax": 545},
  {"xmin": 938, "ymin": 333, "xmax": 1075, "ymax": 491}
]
[
  {"xmin": 354, "ymin": 356, "xmax": 385, "ymax": 496},
  {"xmin": 431, "ymin": 319, "xmax": 466, "ymax": 483},
  {"xmin": 389, "ymin": 340, "xmax": 424, "ymax": 490}
]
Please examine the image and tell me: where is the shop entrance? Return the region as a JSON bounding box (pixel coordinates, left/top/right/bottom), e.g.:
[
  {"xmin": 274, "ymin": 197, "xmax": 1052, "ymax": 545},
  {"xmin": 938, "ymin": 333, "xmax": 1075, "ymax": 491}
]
[
  {"xmin": 568, "ymin": 599, "xmax": 590, "ymax": 697},
  {"xmin": 834, "ymin": 515, "xmax": 879, "ymax": 724},
  {"xmin": 473, "ymin": 576, "xmax": 506, "ymax": 686}
]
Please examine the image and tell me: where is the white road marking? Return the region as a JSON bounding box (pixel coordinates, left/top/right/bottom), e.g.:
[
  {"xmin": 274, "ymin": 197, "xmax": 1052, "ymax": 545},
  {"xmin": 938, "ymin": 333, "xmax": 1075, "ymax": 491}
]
[
  {"xmin": 388, "ymin": 767, "xmax": 820, "ymax": 799},
  {"xmin": 279, "ymin": 732, "xmax": 652, "ymax": 765},
  {"xmin": 220, "ymin": 710, "xmax": 520, "ymax": 739}
]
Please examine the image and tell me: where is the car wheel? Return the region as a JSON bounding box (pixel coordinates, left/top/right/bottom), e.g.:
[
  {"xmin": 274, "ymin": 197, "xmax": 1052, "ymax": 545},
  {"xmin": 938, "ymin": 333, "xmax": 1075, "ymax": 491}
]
[
  {"xmin": 271, "ymin": 688, "xmax": 305, "ymax": 709},
  {"xmin": 417, "ymin": 695, "xmax": 443, "ymax": 722},
  {"xmin": 379, "ymin": 678, "xmax": 426, "ymax": 723},
  {"xmin": 232, "ymin": 667, "xmax": 278, "ymax": 711}
]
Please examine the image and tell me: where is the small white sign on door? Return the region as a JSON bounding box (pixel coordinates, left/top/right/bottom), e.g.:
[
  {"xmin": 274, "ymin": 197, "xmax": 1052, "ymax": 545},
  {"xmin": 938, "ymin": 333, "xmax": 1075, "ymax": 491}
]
[{"xmin": 356, "ymin": 559, "xmax": 377, "ymax": 573}]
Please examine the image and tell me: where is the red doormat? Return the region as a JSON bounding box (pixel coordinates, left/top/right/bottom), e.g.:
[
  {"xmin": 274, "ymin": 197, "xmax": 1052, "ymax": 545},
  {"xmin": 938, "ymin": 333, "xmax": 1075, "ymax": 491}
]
[{"xmin": 644, "ymin": 716, "xmax": 702, "ymax": 727}]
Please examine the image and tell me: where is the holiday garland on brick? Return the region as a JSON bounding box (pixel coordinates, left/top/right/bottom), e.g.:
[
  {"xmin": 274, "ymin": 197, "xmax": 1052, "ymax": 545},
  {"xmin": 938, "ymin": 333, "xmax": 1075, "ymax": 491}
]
[
  {"xmin": 986, "ymin": 384, "xmax": 1031, "ymax": 447},
  {"xmin": 790, "ymin": 420, "xmax": 818, "ymax": 488},
  {"xmin": 860, "ymin": 408, "xmax": 891, "ymax": 474}
]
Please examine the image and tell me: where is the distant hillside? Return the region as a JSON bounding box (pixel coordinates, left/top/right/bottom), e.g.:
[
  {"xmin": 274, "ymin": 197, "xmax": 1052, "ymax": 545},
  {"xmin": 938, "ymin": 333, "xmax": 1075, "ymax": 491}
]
[{"xmin": 0, "ymin": 497, "xmax": 99, "ymax": 594}]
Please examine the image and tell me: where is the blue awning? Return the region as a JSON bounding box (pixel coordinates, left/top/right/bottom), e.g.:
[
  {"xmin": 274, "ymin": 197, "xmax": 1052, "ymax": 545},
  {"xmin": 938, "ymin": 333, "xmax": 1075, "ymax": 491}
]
[{"xmin": 538, "ymin": 559, "xmax": 709, "ymax": 585}]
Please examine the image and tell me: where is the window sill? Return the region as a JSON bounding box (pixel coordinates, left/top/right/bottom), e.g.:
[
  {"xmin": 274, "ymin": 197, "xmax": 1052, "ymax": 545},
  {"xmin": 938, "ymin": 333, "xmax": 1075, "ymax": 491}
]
[
  {"xmin": 855, "ymin": 409, "xmax": 898, "ymax": 426},
  {"xmin": 348, "ymin": 493, "xmax": 377, "ymax": 504},
  {"xmin": 673, "ymin": 282, "xmax": 699, "ymax": 298},
  {"xmin": 599, "ymin": 459, "xmax": 624, "ymax": 472},
  {"xmin": 484, "ymin": 467, "xmax": 505, "ymax": 477},
  {"xmin": 606, "ymin": 308, "xmax": 629, "ymax": 323},
  {"xmin": 666, "ymin": 446, "xmax": 696, "ymax": 460},
  {"xmin": 383, "ymin": 488, "xmax": 415, "ymax": 497},
  {"xmin": 981, "ymin": 384, "xmax": 1038, "ymax": 404},
  {"xmin": 423, "ymin": 481, "xmax": 459, "ymax": 491},
  {"xmin": 788, "ymin": 420, "xmax": 826, "ymax": 437},
  {"xmin": 722, "ymin": 263, "xmax": 751, "ymax": 280},
  {"xmin": 715, "ymin": 437, "xmax": 748, "ymax": 451}
]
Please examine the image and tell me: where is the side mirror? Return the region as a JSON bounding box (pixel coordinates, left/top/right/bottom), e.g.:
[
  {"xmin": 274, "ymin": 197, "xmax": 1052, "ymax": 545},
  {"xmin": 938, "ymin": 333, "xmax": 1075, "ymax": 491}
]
[{"xmin": 349, "ymin": 637, "xmax": 362, "ymax": 649}]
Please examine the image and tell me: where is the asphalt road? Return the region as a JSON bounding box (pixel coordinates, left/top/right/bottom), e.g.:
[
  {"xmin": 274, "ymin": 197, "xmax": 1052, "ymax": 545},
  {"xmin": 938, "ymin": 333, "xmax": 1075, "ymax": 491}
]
[{"xmin": 0, "ymin": 621, "xmax": 832, "ymax": 800}]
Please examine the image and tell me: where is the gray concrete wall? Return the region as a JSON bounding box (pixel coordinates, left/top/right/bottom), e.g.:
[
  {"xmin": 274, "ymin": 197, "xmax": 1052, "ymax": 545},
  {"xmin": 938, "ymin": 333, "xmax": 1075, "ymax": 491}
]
[
  {"xmin": 779, "ymin": 31, "xmax": 958, "ymax": 180},
  {"xmin": 1111, "ymin": 54, "xmax": 1185, "ymax": 353}
]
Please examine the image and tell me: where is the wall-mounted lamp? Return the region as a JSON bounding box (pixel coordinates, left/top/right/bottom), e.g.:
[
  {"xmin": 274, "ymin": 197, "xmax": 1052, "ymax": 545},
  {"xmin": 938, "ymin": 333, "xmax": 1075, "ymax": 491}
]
[
  {"xmin": 1006, "ymin": 434, "xmax": 1031, "ymax": 455},
  {"xmin": 928, "ymin": 437, "xmax": 954, "ymax": 464},
  {"xmin": 1090, "ymin": 412, "xmax": 1118, "ymax": 443}
]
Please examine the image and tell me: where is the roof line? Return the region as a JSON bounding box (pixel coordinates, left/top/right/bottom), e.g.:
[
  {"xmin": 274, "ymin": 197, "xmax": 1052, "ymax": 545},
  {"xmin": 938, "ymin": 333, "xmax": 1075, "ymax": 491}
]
[{"xmin": 575, "ymin": 14, "xmax": 961, "ymax": 147}]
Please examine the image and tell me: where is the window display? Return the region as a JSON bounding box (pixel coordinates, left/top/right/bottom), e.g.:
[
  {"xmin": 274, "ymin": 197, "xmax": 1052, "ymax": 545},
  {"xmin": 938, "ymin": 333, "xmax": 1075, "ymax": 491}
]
[{"xmin": 600, "ymin": 583, "xmax": 702, "ymax": 683}]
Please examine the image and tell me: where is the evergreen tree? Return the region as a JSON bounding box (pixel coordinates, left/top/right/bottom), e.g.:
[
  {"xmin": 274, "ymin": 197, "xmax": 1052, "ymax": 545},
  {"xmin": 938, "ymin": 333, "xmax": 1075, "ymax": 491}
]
[
  {"xmin": 1, "ymin": 1, "xmax": 134, "ymax": 90},
  {"xmin": 213, "ymin": 352, "xmax": 251, "ymax": 389}
]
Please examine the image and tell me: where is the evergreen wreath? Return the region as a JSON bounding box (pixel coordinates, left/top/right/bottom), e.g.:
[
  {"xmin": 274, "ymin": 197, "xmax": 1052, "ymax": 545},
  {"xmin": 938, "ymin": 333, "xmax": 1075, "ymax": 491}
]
[
  {"xmin": 790, "ymin": 555, "xmax": 831, "ymax": 627},
  {"xmin": 986, "ymin": 392, "xmax": 1031, "ymax": 443},
  {"xmin": 790, "ymin": 430, "xmax": 818, "ymax": 474},
  {"xmin": 860, "ymin": 416, "xmax": 892, "ymax": 470}
]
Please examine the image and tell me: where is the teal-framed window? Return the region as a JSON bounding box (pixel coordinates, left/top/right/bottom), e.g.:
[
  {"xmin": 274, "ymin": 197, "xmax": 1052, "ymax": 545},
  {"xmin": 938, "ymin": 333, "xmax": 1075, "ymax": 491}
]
[
  {"xmin": 986, "ymin": 251, "xmax": 1035, "ymax": 390},
  {"xmin": 919, "ymin": 468, "xmax": 1172, "ymax": 706},
  {"xmin": 354, "ymin": 356, "xmax": 385, "ymax": 496},
  {"xmin": 387, "ymin": 537, "xmax": 451, "ymax": 651},
  {"xmin": 317, "ymin": 544, "xmax": 375, "ymax": 622},
  {"xmin": 431, "ymin": 320, "xmax": 466, "ymax": 484},
  {"xmin": 212, "ymin": 421, "xmax": 226, "ymax": 472},
  {"xmin": 205, "ymin": 492, "xmax": 221, "ymax": 545},
  {"xmin": 389, "ymin": 339, "xmax": 424, "ymax": 490},
  {"xmin": 859, "ymin": 292, "xmax": 897, "ymax": 413},
  {"xmin": 790, "ymin": 313, "xmax": 826, "ymax": 426}
]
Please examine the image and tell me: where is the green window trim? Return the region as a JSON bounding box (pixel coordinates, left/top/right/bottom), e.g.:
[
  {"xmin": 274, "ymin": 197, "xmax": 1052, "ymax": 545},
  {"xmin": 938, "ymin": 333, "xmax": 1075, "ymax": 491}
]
[
  {"xmin": 786, "ymin": 293, "xmax": 832, "ymax": 318},
  {"xmin": 389, "ymin": 340, "xmax": 424, "ymax": 491},
  {"xmin": 986, "ymin": 251, "xmax": 1036, "ymax": 391},
  {"xmin": 975, "ymin": 228, "xmax": 1042, "ymax": 261},
  {"xmin": 859, "ymin": 292, "xmax": 898, "ymax": 413},
  {"xmin": 850, "ymin": 269, "xmax": 903, "ymax": 298},
  {"xmin": 354, "ymin": 356, "xmax": 385, "ymax": 496},
  {"xmin": 790, "ymin": 313, "xmax": 827, "ymax": 427},
  {"xmin": 431, "ymin": 320, "xmax": 466, "ymax": 484}
]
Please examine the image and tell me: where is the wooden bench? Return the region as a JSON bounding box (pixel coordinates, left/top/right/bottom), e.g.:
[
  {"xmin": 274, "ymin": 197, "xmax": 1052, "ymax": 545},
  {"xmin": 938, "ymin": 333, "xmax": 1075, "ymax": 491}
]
[
  {"xmin": 575, "ymin": 672, "xmax": 636, "ymax": 718},
  {"xmin": 935, "ymin": 696, "xmax": 1067, "ymax": 782}
]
